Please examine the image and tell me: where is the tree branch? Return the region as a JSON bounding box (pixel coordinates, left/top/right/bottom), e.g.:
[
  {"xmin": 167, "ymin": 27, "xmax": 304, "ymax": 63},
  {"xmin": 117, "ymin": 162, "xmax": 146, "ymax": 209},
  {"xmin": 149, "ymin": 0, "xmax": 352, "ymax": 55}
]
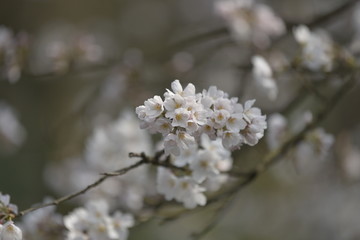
[
  {"xmin": 16, "ymin": 150, "xmax": 184, "ymax": 218},
  {"xmin": 167, "ymin": 0, "xmax": 359, "ymax": 54},
  {"xmin": 17, "ymin": 158, "xmax": 146, "ymax": 217}
]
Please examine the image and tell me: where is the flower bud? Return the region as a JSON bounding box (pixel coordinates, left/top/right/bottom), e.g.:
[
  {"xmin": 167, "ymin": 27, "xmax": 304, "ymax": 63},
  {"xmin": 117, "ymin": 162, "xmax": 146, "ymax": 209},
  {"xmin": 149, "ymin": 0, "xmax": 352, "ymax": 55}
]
[{"xmin": 0, "ymin": 221, "xmax": 22, "ymax": 240}]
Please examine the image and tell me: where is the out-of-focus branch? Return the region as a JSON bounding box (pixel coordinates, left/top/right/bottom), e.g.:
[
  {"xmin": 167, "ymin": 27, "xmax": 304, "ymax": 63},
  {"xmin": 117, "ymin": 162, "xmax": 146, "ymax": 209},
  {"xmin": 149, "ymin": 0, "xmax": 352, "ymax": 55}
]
[
  {"xmin": 167, "ymin": 0, "xmax": 359, "ymax": 54},
  {"xmin": 20, "ymin": 59, "xmax": 121, "ymax": 81},
  {"xmin": 16, "ymin": 150, "xmax": 183, "ymax": 218},
  {"xmin": 17, "ymin": 158, "xmax": 146, "ymax": 217},
  {"xmin": 3, "ymin": 0, "xmax": 357, "ymax": 83}
]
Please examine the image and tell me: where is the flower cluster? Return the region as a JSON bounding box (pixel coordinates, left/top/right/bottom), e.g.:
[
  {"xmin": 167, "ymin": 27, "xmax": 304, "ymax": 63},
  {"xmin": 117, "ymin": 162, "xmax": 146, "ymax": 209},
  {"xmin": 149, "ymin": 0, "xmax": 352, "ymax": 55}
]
[
  {"xmin": 64, "ymin": 199, "xmax": 134, "ymax": 240},
  {"xmin": 215, "ymin": 0, "xmax": 285, "ymax": 49},
  {"xmin": 156, "ymin": 134, "xmax": 233, "ymax": 208},
  {"xmin": 136, "ymin": 80, "xmax": 266, "ymax": 153},
  {"xmin": 293, "ymin": 25, "xmax": 334, "ymax": 72},
  {"xmin": 136, "ymin": 80, "xmax": 266, "ymax": 208},
  {"xmin": 0, "ymin": 193, "xmax": 22, "ymax": 240}
]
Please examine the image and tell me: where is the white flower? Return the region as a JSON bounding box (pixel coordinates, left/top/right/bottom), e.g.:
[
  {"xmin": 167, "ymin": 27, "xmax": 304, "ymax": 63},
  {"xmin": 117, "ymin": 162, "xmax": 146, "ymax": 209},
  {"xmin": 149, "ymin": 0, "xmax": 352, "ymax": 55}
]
[
  {"xmin": 164, "ymin": 133, "xmax": 181, "ymax": 156},
  {"xmin": 175, "ymin": 130, "xmax": 197, "ymax": 152},
  {"xmin": 111, "ymin": 212, "xmax": 134, "ymax": 240},
  {"xmin": 165, "ymin": 79, "xmax": 196, "ymax": 98},
  {"xmin": 201, "ymin": 86, "xmax": 226, "ymax": 108},
  {"xmin": 201, "ymin": 134, "xmax": 232, "ymax": 168},
  {"xmin": 190, "ymin": 150, "xmax": 220, "ymax": 182},
  {"xmin": 200, "ymin": 121, "xmax": 217, "ymax": 140},
  {"xmin": 267, "ymin": 113, "xmax": 287, "ymax": 150},
  {"xmin": 0, "ymin": 102, "xmax": 26, "ymax": 147},
  {"xmin": 174, "ymin": 177, "xmax": 207, "ymax": 209},
  {"xmin": 215, "ymin": 0, "xmax": 285, "ymax": 48},
  {"xmin": 154, "ymin": 117, "xmax": 172, "ymax": 136},
  {"xmin": 293, "ymin": 25, "xmax": 334, "ymax": 71},
  {"xmin": 242, "ymin": 115, "xmax": 267, "ymax": 146},
  {"xmin": 156, "ymin": 168, "xmax": 178, "ymax": 200},
  {"xmin": 64, "ymin": 208, "xmax": 90, "ymax": 237},
  {"xmin": 214, "ymin": 98, "xmax": 233, "ymax": 112},
  {"xmin": 164, "ymin": 94, "xmax": 186, "ymax": 118},
  {"xmin": 143, "ymin": 95, "xmax": 164, "ymax": 120},
  {"xmin": 212, "ymin": 109, "xmax": 231, "ymax": 128},
  {"xmin": 135, "ymin": 105, "xmax": 146, "ymax": 119},
  {"xmin": 222, "ymin": 131, "xmax": 242, "ymax": 149},
  {"xmin": 243, "ymin": 99, "xmax": 261, "ymax": 122},
  {"xmin": 293, "ymin": 25, "xmax": 311, "ymax": 44},
  {"xmin": 252, "ymin": 55, "xmax": 278, "ymax": 100},
  {"xmin": 226, "ymin": 113, "xmax": 246, "ymax": 132},
  {"xmin": 64, "ymin": 199, "xmax": 134, "ymax": 240},
  {"xmin": 186, "ymin": 120, "xmax": 199, "ymax": 134},
  {"xmin": 0, "ymin": 221, "xmax": 22, "ymax": 240},
  {"xmin": 172, "ymin": 146, "xmax": 198, "ymax": 167},
  {"xmin": 172, "ymin": 108, "xmax": 191, "ymax": 128},
  {"xmin": 0, "ymin": 192, "xmax": 18, "ymax": 215}
]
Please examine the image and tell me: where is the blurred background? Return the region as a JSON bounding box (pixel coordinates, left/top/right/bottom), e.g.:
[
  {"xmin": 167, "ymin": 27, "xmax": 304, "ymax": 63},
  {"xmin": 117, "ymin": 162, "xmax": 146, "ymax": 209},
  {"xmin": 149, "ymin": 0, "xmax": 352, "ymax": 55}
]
[{"xmin": 1, "ymin": 0, "xmax": 360, "ymax": 239}]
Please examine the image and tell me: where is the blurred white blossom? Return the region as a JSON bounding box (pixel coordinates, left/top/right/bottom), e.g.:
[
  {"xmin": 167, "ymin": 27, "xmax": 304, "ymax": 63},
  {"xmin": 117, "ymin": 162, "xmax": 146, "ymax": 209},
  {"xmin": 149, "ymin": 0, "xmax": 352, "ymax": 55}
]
[
  {"xmin": 0, "ymin": 102, "xmax": 26, "ymax": 150},
  {"xmin": 0, "ymin": 221, "xmax": 22, "ymax": 240},
  {"xmin": 267, "ymin": 113, "xmax": 334, "ymax": 174},
  {"xmin": 20, "ymin": 199, "xmax": 63, "ymax": 240},
  {"xmin": 45, "ymin": 111, "xmax": 154, "ymax": 211},
  {"xmin": 215, "ymin": 0, "xmax": 285, "ymax": 48},
  {"xmin": 64, "ymin": 199, "xmax": 134, "ymax": 240},
  {"xmin": 252, "ymin": 55, "xmax": 278, "ymax": 101},
  {"xmin": 293, "ymin": 25, "xmax": 334, "ymax": 71},
  {"xmin": 0, "ymin": 26, "xmax": 27, "ymax": 83}
]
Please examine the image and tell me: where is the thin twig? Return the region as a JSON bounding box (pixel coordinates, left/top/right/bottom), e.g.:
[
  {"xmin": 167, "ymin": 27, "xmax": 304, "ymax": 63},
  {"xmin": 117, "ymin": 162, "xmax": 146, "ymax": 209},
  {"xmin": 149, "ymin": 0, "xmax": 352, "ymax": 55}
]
[
  {"xmin": 17, "ymin": 158, "xmax": 146, "ymax": 217},
  {"xmin": 16, "ymin": 150, "xmax": 182, "ymax": 217}
]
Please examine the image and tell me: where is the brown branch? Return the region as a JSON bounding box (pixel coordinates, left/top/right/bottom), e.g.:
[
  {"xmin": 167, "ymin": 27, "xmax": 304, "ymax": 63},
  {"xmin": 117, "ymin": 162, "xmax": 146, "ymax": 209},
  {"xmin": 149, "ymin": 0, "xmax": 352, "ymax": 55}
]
[
  {"xmin": 16, "ymin": 150, "xmax": 184, "ymax": 218},
  {"xmin": 17, "ymin": 158, "xmax": 147, "ymax": 217}
]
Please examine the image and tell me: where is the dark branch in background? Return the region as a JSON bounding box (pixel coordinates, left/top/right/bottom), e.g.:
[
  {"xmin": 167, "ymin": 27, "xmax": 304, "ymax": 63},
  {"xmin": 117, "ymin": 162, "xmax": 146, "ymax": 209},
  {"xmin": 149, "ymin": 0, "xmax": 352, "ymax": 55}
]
[
  {"xmin": 307, "ymin": 0, "xmax": 359, "ymax": 28},
  {"xmin": 166, "ymin": 0, "xmax": 359, "ymax": 54},
  {"xmin": 22, "ymin": 59, "xmax": 120, "ymax": 81},
  {"xmin": 5, "ymin": 0, "xmax": 356, "ymax": 83}
]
